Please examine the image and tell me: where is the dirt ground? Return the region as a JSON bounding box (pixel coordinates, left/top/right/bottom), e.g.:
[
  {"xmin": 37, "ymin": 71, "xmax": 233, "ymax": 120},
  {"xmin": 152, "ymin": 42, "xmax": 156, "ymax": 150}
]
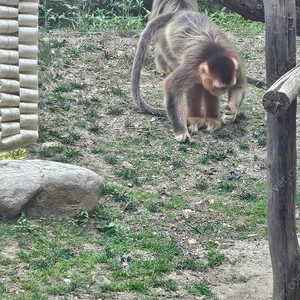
[{"xmin": 210, "ymin": 239, "xmax": 272, "ymax": 300}]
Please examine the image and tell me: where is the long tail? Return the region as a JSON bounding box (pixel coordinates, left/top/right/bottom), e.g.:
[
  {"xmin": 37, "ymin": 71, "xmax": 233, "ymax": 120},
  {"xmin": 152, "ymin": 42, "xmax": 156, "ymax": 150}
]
[
  {"xmin": 246, "ymin": 76, "xmax": 267, "ymax": 89},
  {"xmin": 131, "ymin": 13, "xmax": 175, "ymax": 116}
]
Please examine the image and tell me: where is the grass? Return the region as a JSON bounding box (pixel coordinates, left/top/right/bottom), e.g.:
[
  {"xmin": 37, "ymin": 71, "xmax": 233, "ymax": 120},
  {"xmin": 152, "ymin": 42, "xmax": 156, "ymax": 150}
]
[
  {"xmin": 2, "ymin": 212, "xmax": 224, "ymax": 299},
  {"xmin": 0, "ymin": 149, "xmax": 26, "ymax": 160},
  {"xmin": 2, "ymin": 2, "xmax": 294, "ymax": 299},
  {"xmin": 39, "ymin": 0, "xmax": 148, "ymax": 32},
  {"xmin": 185, "ymin": 282, "xmax": 213, "ymax": 297}
]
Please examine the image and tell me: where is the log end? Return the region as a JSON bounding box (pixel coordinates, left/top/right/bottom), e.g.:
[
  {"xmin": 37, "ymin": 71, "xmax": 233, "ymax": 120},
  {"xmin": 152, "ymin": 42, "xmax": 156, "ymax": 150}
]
[{"xmin": 262, "ymin": 91, "xmax": 291, "ymax": 114}]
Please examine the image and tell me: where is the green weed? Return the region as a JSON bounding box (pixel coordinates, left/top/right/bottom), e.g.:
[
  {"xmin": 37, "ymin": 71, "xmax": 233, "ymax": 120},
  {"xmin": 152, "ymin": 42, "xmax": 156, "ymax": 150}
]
[
  {"xmin": 104, "ymin": 154, "xmax": 120, "ymax": 165},
  {"xmin": 115, "ymin": 167, "xmax": 140, "ymax": 185},
  {"xmin": 185, "ymin": 282, "xmax": 213, "ymax": 296},
  {"xmin": 166, "ymin": 195, "xmax": 188, "ymax": 210},
  {"xmin": 107, "ymin": 107, "xmax": 124, "ymax": 116},
  {"xmin": 67, "ymin": 210, "xmax": 89, "ymax": 227},
  {"xmin": 104, "ymin": 87, "xmax": 126, "ymax": 97},
  {"xmin": 206, "ymin": 251, "xmax": 226, "ymax": 267},
  {"xmin": 144, "ymin": 200, "xmax": 161, "ymax": 213},
  {"xmin": 238, "ymin": 139, "xmax": 250, "ymax": 150},
  {"xmin": 196, "ymin": 178, "xmax": 209, "ymax": 191},
  {"xmin": 88, "ymin": 124, "xmax": 101, "ymax": 133},
  {"xmin": 101, "ymin": 183, "xmax": 131, "ymax": 202},
  {"xmin": 0, "ymin": 149, "xmax": 26, "ymax": 160},
  {"xmin": 199, "ymin": 145, "xmax": 233, "ymax": 164},
  {"xmin": 178, "ymin": 258, "xmax": 206, "ymax": 271},
  {"xmin": 86, "ymin": 108, "xmax": 99, "ymax": 122}
]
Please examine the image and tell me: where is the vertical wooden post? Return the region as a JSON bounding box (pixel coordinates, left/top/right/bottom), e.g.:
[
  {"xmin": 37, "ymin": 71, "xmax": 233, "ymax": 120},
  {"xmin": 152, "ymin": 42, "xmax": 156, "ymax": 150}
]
[{"xmin": 264, "ymin": 0, "xmax": 300, "ymax": 299}]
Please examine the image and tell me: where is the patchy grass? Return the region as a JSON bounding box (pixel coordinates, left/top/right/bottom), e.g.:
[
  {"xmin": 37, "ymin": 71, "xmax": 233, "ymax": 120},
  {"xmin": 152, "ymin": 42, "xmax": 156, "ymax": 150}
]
[{"xmin": 3, "ymin": 7, "xmax": 300, "ymax": 299}]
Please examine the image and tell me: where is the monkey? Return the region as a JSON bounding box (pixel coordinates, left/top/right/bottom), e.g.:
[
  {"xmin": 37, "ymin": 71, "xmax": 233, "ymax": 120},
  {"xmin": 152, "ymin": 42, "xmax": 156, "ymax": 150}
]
[{"xmin": 131, "ymin": 0, "xmax": 247, "ymax": 143}]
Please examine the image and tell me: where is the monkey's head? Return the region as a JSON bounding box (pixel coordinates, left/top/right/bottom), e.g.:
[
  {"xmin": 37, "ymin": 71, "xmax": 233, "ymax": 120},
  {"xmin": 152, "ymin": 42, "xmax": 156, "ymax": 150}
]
[{"xmin": 199, "ymin": 55, "xmax": 239, "ymax": 96}]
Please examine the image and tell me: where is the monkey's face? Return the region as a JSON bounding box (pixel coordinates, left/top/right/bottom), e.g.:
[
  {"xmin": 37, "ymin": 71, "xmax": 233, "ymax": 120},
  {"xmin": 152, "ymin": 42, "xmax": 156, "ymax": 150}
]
[
  {"xmin": 202, "ymin": 77, "xmax": 229, "ymax": 96},
  {"xmin": 199, "ymin": 61, "xmax": 237, "ymax": 96}
]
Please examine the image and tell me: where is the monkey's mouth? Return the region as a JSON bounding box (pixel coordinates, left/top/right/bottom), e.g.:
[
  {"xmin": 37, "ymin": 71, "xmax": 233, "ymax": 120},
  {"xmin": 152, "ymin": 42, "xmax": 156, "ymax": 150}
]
[
  {"xmin": 214, "ymin": 87, "xmax": 227, "ymax": 96},
  {"xmin": 211, "ymin": 88, "xmax": 226, "ymax": 96}
]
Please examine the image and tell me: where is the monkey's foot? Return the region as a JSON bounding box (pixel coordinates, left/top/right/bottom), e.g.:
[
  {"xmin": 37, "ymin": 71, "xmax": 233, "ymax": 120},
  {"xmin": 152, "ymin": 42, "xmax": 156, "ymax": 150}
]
[
  {"xmin": 174, "ymin": 132, "xmax": 190, "ymax": 143},
  {"xmin": 187, "ymin": 117, "xmax": 206, "ymax": 134},
  {"xmin": 222, "ymin": 104, "xmax": 238, "ymax": 124},
  {"xmin": 205, "ymin": 118, "xmax": 221, "ymax": 132}
]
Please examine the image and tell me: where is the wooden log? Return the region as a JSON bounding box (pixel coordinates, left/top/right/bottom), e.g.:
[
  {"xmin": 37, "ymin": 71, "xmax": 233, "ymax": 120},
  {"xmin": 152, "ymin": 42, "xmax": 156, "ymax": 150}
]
[
  {"xmin": 264, "ymin": 0, "xmax": 300, "ymax": 299},
  {"xmin": 212, "ymin": 0, "xmax": 265, "ymax": 22},
  {"xmin": 263, "ymin": 65, "xmax": 300, "ymax": 114},
  {"xmin": 213, "ymin": 0, "xmax": 300, "ymax": 36}
]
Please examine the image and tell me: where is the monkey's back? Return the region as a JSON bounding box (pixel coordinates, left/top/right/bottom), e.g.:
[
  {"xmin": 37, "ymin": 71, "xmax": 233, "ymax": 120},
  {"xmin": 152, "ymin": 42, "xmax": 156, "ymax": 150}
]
[
  {"xmin": 165, "ymin": 12, "xmax": 234, "ymax": 63},
  {"xmin": 150, "ymin": 0, "xmax": 198, "ymax": 21}
]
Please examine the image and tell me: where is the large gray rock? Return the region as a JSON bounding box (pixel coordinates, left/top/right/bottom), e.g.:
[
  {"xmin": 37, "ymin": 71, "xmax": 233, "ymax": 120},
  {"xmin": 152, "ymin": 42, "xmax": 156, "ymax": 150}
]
[{"xmin": 0, "ymin": 160, "xmax": 104, "ymax": 219}]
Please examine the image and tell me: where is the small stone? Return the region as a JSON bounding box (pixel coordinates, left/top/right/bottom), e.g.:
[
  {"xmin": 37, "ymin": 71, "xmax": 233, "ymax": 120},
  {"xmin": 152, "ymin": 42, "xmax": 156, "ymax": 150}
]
[
  {"xmin": 183, "ymin": 209, "xmax": 194, "ymax": 218},
  {"xmin": 97, "ymin": 276, "xmax": 111, "ymax": 285},
  {"xmin": 63, "ymin": 278, "xmax": 71, "ymax": 284},
  {"xmin": 122, "ymin": 161, "xmax": 133, "ymax": 169},
  {"xmin": 188, "ymin": 239, "xmax": 197, "ymax": 245}
]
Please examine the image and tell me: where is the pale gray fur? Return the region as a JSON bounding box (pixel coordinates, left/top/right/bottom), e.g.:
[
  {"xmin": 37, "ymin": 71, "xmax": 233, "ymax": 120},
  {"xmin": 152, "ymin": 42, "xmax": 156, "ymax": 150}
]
[{"xmin": 131, "ymin": 13, "xmax": 175, "ymax": 116}]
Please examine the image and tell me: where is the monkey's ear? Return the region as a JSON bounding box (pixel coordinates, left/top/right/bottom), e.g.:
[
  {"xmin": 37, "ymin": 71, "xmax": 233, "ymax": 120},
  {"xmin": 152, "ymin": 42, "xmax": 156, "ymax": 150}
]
[
  {"xmin": 232, "ymin": 58, "xmax": 239, "ymax": 70},
  {"xmin": 199, "ymin": 62, "xmax": 209, "ymax": 75}
]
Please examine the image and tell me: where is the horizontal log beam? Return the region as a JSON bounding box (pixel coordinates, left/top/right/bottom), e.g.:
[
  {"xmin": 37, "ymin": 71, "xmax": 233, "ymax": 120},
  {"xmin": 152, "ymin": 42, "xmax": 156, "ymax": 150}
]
[{"xmin": 262, "ymin": 65, "xmax": 300, "ymax": 114}]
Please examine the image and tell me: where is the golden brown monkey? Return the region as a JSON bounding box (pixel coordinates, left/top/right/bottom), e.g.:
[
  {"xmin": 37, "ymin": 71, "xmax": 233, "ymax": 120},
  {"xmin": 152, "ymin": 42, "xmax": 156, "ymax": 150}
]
[{"xmin": 131, "ymin": 0, "xmax": 247, "ymax": 143}]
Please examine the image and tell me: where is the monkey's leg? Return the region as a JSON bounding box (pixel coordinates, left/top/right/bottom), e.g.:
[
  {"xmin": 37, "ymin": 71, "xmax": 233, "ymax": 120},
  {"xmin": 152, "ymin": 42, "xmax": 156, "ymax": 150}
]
[
  {"xmin": 155, "ymin": 46, "xmax": 168, "ymax": 74},
  {"xmin": 164, "ymin": 72, "xmax": 190, "ymax": 143},
  {"xmin": 154, "ymin": 44, "xmax": 172, "ymax": 75},
  {"xmin": 203, "ymin": 89, "xmax": 221, "ymax": 132},
  {"xmin": 222, "ymin": 87, "xmax": 245, "ymax": 124},
  {"xmin": 186, "ymin": 84, "xmax": 205, "ymax": 134}
]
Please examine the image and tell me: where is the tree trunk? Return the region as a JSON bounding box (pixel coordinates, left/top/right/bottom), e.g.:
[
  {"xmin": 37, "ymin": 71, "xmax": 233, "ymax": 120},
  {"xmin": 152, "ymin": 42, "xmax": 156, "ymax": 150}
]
[
  {"xmin": 213, "ymin": 0, "xmax": 300, "ymax": 36},
  {"xmin": 264, "ymin": 0, "xmax": 300, "ymax": 299}
]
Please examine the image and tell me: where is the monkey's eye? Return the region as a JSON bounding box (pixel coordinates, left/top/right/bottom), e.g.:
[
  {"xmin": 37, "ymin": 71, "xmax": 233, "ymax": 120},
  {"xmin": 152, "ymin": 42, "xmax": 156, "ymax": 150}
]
[{"xmin": 219, "ymin": 87, "xmax": 227, "ymax": 93}]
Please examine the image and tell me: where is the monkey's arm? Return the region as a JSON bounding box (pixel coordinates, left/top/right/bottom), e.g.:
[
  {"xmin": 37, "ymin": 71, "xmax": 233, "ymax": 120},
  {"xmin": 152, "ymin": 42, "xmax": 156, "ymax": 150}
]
[
  {"xmin": 164, "ymin": 65, "xmax": 196, "ymax": 143},
  {"xmin": 222, "ymin": 84, "xmax": 246, "ymax": 124}
]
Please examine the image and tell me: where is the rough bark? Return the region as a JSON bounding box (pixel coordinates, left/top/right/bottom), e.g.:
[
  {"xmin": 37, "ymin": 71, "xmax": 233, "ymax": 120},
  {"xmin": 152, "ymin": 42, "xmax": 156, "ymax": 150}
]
[
  {"xmin": 263, "ymin": 65, "xmax": 300, "ymax": 114},
  {"xmin": 264, "ymin": 0, "xmax": 300, "ymax": 299},
  {"xmin": 214, "ymin": 0, "xmax": 300, "ymax": 36}
]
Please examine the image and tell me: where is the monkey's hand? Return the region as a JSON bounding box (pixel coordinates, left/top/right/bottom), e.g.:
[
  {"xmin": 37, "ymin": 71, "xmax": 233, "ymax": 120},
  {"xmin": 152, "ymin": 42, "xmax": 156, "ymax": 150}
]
[
  {"xmin": 174, "ymin": 132, "xmax": 190, "ymax": 143},
  {"xmin": 205, "ymin": 118, "xmax": 221, "ymax": 132},
  {"xmin": 222, "ymin": 104, "xmax": 238, "ymax": 124},
  {"xmin": 187, "ymin": 117, "xmax": 206, "ymax": 134}
]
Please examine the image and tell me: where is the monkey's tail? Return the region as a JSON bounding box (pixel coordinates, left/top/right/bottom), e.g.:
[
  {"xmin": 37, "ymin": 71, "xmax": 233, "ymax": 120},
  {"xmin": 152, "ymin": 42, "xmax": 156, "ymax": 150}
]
[
  {"xmin": 246, "ymin": 76, "xmax": 267, "ymax": 89},
  {"xmin": 131, "ymin": 13, "xmax": 175, "ymax": 116}
]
